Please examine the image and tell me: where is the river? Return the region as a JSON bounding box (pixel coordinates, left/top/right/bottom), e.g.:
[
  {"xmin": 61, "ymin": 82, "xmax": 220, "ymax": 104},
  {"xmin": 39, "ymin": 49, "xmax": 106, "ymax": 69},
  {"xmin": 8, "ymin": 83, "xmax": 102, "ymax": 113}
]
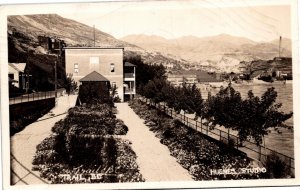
[{"xmin": 197, "ymin": 82, "xmax": 294, "ymax": 158}]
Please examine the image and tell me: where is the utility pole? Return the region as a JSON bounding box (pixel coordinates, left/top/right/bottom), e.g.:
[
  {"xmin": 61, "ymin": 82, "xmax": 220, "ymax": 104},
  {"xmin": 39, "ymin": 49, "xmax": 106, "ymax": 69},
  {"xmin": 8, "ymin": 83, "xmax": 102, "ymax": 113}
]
[
  {"xmin": 55, "ymin": 61, "xmax": 57, "ymax": 98},
  {"xmin": 93, "ymin": 25, "xmax": 96, "ymax": 47}
]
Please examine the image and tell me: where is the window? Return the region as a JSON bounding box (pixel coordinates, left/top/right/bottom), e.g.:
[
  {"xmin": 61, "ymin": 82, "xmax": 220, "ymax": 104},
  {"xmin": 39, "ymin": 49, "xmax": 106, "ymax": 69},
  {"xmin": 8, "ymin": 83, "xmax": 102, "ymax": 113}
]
[
  {"xmin": 51, "ymin": 38, "xmax": 55, "ymax": 49},
  {"xmin": 9, "ymin": 74, "xmax": 14, "ymax": 79},
  {"xmin": 110, "ymin": 63, "xmax": 115, "ymax": 73},
  {"xmin": 111, "ymin": 82, "xmax": 116, "ymax": 88},
  {"xmin": 74, "ymin": 63, "xmax": 79, "ymax": 74},
  {"xmin": 90, "ymin": 57, "xmax": 99, "ymax": 64}
]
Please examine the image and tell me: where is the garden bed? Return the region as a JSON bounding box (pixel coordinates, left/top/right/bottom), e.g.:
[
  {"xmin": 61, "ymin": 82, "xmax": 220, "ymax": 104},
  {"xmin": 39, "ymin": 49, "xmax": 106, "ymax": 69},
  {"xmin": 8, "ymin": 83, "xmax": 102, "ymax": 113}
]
[
  {"xmin": 32, "ymin": 103, "xmax": 144, "ymax": 183},
  {"xmin": 129, "ymin": 99, "xmax": 266, "ymax": 180}
]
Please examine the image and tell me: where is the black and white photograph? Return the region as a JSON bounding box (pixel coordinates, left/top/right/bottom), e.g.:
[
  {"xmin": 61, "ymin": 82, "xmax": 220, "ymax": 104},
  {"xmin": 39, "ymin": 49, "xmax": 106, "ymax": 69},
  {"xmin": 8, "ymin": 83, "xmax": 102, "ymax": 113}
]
[{"xmin": 0, "ymin": 0, "xmax": 299, "ymax": 189}]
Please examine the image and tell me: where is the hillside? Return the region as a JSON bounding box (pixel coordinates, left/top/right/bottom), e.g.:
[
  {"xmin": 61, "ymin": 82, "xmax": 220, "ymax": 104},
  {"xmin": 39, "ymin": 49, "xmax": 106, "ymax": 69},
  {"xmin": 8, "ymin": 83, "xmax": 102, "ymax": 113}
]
[
  {"xmin": 8, "ymin": 14, "xmax": 138, "ymax": 48},
  {"xmin": 121, "ymin": 34, "xmax": 292, "ymax": 72},
  {"xmin": 8, "ymin": 14, "xmax": 189, "ymax": 91}
]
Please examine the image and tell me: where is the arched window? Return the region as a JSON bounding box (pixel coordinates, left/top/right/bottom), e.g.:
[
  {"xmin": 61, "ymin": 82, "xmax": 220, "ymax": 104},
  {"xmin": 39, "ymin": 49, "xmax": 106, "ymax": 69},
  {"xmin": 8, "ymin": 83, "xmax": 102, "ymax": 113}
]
[{"xmin": 110, "ymin": 63, "xmax": 115, "ymax": 73}]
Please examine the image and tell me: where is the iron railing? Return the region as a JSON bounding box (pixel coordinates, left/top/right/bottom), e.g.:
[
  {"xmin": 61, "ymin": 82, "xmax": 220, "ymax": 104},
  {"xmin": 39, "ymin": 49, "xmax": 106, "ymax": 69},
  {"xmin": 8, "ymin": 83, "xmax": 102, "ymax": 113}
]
[
  {"xmin": 139, "ymin": 97, "xmax": 295, "ymax": 175},
  {"xmin": 9, "ymin": 89, "xmax": 65, "ymax": 105},
  {"xmin": 124, "ymin": 73, "xmax": 134, "ymax": 78}
]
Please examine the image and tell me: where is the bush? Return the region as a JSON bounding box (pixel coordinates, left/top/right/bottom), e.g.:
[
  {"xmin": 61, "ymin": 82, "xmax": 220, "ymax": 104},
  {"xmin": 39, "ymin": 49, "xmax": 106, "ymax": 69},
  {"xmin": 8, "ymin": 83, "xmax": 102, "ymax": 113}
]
[
  {"xmin": 33, "ymin": 101, "xmax": 143, "ymax": 183},
  {"xmin": 263, "ymin": 153, "xmax": 291, "ymax": 178},
  {"xmin": 130, "ymin": 98, "xmax": 263, "ymax": 180}
]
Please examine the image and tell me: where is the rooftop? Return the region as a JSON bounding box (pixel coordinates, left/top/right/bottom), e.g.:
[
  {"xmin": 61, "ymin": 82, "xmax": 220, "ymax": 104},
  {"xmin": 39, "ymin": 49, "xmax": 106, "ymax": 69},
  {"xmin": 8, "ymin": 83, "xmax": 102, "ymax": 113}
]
[
  {"xmin": 124, "ymin": 62, "xmax": 136, "ymax": 67},
  {"xmin": 64, "ymin": 46, "xmax": 124, "ymax": 50},
  {"xmin": 79, "ymin": 71, "xmax": 109, "ymax": 82},
  {"xmin": 8, "ymin": 63, "xmax": 26, "ymax": 73}
]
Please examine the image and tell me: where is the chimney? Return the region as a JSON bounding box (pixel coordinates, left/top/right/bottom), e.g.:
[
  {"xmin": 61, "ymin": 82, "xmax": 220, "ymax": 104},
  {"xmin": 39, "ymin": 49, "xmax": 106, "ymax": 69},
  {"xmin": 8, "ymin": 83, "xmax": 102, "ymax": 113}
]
[{"xmin": 279, "ymin": 36, "xmax": 282, "ymax": 58}]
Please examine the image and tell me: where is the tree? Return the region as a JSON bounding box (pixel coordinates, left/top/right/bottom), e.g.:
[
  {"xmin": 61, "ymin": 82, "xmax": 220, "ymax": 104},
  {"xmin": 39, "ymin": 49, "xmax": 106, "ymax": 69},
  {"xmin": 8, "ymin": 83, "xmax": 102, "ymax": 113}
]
[
  {"xmin": 65, "ymin": 74, "xmax": 78, "ymax": 95},
  {"xmin": 173, "ymin": 83, "xmax": 203, "ymax": 114},
  {"xmin": 211, "ymin": 83, "xmax": 243, "ymax": 143},
  {"xmin": 239, "ymin": 87, "xmax": 293, "ymax": 145},
  {"xmin": 110, "ymin": 85, "xmax": 121, "ymax": 102},
  {"xmin": 124, "ymin": 52, "xmax": 166, "ymax": 94}
]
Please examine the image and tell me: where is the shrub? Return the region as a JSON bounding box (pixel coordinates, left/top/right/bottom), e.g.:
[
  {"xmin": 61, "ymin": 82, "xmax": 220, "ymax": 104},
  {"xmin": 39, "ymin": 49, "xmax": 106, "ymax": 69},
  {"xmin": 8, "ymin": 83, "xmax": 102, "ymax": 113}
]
[
  {"xmin": 263, "ymin": 153, "xmax": 291, "ymax": 178},
  {"xmin": 33, "ymin": 101, "xmax": 143, "ymax": 183},
  {"xmin": 130, "ymin": 98, "xmax": 263, "ymax": 180}
]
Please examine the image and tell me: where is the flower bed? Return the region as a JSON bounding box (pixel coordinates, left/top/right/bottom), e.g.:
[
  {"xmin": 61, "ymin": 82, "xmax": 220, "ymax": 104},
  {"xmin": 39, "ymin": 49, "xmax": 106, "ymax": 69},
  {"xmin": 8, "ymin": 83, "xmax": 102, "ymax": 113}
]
[
  {"xmin": 33, "ymin": 103, "xmax": 144, "ymax": 183},
  {"xmin": 129, "ymin": 99, "xmax": 265, "ymax": 180}
]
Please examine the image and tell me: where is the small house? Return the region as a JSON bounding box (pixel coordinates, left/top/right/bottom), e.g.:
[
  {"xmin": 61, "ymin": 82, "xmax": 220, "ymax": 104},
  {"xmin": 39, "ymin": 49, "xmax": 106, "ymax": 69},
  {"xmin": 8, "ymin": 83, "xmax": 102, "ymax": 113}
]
[{"xmin": 8, "ymin": 63, "xmax": 27, "ymax": 89}]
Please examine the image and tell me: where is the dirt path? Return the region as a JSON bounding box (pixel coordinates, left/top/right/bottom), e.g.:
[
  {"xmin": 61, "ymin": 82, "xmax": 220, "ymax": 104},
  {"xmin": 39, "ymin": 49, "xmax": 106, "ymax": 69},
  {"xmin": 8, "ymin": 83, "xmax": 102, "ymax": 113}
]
[
  {"xmin": 115, "ymin": 103, "xmax": 193, "ymax": 182},
  {"xmin": 10, "ymin": 95, "xmax": 78, "ymax": 185}
]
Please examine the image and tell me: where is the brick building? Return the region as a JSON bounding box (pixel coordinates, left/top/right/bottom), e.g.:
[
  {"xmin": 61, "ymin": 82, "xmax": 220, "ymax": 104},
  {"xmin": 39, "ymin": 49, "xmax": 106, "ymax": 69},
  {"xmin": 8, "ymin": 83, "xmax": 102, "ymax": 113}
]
[{"xmin": 64, "ymin": 47, "xmax": 136, "ymax": 102}]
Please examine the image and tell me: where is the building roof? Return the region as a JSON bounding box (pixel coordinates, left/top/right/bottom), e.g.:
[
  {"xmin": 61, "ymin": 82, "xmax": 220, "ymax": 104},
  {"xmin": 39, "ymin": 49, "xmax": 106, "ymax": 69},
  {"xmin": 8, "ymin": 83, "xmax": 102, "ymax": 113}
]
[
  {"xmin": 8, "ymin": 63, "xmax": 26, "ymax": 73},
  {"xmin": 124, "ymin": 62, "xmax": 136, "ymax": 67},
  {"xmin": 198, "ymin": 78, "xmax": 222, "ymax": 83},
  {"xmin": 79, "ymin": 71, "xmax": 109, "ymax": 82},
  {"xmin": 167, "ymin": 74, "xmax": 197, "ymax": 78},
  {"xmin": 64, "ymin": 46, "xmax": 124, "ymax": 50}
]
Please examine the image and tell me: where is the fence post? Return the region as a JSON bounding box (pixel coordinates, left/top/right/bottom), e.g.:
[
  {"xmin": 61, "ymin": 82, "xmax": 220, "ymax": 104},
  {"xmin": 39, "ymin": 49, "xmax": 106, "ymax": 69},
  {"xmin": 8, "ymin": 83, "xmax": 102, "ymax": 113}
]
[
  {"xmin": 259, "ymin": 145, "xmax": 262, "ymax": 161},
  {"xmin": 228, "ymin": 129, "xmax": 230, "ymax": 145},
  {"xmin": 206, "ymin": 125, "xmax": 208, "ymax": 135},
  {"xmin": 200, "ymin": 118, "xmax": 202, "ymax": 133}
]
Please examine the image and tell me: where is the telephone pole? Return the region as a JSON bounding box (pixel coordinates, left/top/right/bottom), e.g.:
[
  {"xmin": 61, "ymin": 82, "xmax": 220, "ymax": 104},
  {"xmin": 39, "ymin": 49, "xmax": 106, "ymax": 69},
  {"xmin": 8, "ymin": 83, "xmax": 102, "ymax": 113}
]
[
  {"xmin": 55, "ymin": 61, "xmax": 57, "ymax": 98},
  {"xmin": 93, "ymin": 25, "xmax": 96, "ymax": 47}
]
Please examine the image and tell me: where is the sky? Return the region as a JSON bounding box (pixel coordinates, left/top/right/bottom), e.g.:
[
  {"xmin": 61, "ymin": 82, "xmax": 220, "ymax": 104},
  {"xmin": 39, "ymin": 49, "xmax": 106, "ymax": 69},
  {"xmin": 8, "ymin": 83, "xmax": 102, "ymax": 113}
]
[
  {"xmin": 1, "ymin": 0, "xmax": 293, "ymax": 42},
  {"xmin": 56, "ymin": 0, "xmax": 292, "ymax": 42}
]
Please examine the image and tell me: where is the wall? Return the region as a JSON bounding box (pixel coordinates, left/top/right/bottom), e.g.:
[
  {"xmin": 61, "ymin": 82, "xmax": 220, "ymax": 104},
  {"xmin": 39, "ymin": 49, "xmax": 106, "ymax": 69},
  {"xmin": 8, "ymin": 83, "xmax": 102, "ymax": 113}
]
[
  {"xmin": 8, "ymin": 66, "xmax": 20, "ymax": 88},
  {"xmin": 9, "ymin": 98, "xmax": 55, "ymax": 136},
  {"xmin": 65, "ymin": 48, "xmax": 124, "ymax": 101}
]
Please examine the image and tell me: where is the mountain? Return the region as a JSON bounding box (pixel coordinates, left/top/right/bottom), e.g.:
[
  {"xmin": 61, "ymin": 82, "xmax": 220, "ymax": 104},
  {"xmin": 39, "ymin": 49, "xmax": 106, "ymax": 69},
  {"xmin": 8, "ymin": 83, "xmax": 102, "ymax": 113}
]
[
  {"xmin": 8, "ymin": 14, "xmax": 141, "ymax": 49},
  {"xmin": 121, "ymin": 34, "xmax": 292, "ymax": 72},
  {"xmin": 8, "ymin": 14, "xmax": 187, "ymax": 66},
  {"xmin": 8, "ymin": 13, "xmax": 292, "ymax": 81}
]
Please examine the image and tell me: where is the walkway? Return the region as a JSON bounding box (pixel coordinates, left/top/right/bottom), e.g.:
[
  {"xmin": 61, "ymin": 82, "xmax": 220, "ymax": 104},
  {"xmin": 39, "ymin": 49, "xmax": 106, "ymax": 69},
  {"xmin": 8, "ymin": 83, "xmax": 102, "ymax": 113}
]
[
  {"xmin": 115, "ymin": 103, "xmax": 193, "ymax": 182},
  {"xmin": 10, "ymin": 95, "xmax": 78, "ymax": 185}
]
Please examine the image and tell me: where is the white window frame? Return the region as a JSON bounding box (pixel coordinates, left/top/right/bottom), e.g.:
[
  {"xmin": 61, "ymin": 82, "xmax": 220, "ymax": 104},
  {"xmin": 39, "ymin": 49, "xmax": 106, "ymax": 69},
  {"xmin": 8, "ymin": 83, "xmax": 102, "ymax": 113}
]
[
  {"xmin": 111, "ymin": 82, "xmax": 116, "ymax": 88},
  {"xmin": 74, "ymin": 63, "xmax": 79, "ymax": 74}
]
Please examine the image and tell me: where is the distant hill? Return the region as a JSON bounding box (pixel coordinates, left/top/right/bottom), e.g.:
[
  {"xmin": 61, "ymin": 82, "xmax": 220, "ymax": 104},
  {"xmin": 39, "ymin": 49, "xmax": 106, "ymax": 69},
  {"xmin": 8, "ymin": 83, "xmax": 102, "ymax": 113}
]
[
  {"xmin": 121, "ymin": 34, "xmax": 292, "ymax": 72},
  {"xmin": 7, "ymin": 13, "xmax": 292, "ymax": 88},
  {"xmin": 8, "ymin": 14, "xmax": 138, "ymax": 48},
  {"xmin": 7, "ymin": 14, "xmax": 188, "ymax": 90}
]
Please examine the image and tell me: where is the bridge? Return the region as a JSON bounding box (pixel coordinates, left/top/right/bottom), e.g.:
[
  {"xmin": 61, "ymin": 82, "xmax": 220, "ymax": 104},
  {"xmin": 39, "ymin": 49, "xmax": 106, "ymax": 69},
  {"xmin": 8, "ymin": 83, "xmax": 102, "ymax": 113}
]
[{"xmin": 9, "ymin": 89, "xmax": 65, "ymax": 105}]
